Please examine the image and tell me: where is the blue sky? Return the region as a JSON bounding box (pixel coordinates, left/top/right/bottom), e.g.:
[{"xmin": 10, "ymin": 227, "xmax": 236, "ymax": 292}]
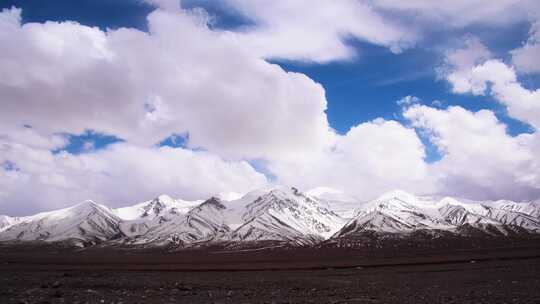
[
  {"xmin": 1, "ymin": 0, "xmax": 540, "ymax": 213},
  {"xmin": 0, "ymin": 0, "xmax": 154, "ymax": 30}
]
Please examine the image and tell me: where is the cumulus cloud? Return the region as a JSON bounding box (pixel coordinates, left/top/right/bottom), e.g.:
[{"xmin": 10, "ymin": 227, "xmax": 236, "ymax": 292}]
[
  {"xmin": 396, "ymin": 95, "xmax": 421, "ymax": 107},
  {"xmin": 512, "ymin": 20, "xmax": 540, "ymax": 74},
  {"xmin": 404, "ymin": 105, "xmax": 540, "ymax": 201},
  {"xmin": 2, "ymin": 3, "xmax": 540, "ymax": 215},
  {"xmin": 439, "ymin": 36, "xmax": 492, "ymax": 95},
  {"xmin": 269, "ymin": 119, "xmax": 433, "ymax": 201},
  {"xmin": 1, "ymin": 5, "xmax": 331, "ymax": 214},
  {"xmin": 431, "ymin": 100, "xmax": 445, "ymax": 107},
  {"xmin": 221, "ymin": 0, "xmax": 418, "ymax": 62},
  {"xmin": 0, "ymin": 7, "xmax": 332, "ymax": 160},
  {"xmin": 429, "ymin": 37, "xmax": 540, "ymax": 199},
  {"xmin": 0, "ymin": 140, "xmax": 267, "ymax": 216},
  {"xmin": 372, "ymin": 0, "xmax": 540, "ymax": 28},
  {"xmin": 214, "ymin": 0, "xmax": 540, "ymax": 62},
  {"xmin": 268, "ymin": 101, "xmax": 540, "ymax": 202},
  {"xmin": 0, "ymin": 125, "xmax": 67, "ymax": 151},
  {"xmin": 473, "ymin": 60, "xmax": 540, "ymax": 129},
  {"xmin": 193, "ymin": 0, "xmax": 540, "ymax": 71},
  {"xmin": 442, "ymin": 38, "xmax": 540, "ymax": 129}
]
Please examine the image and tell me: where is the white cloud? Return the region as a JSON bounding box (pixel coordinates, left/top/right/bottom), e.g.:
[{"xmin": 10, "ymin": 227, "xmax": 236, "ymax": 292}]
[
  {"xmin": 442, "ymin": 38, "xmax": 540, "ymax": 129},
  {"xmin": 268, "ymin": 104, "xmax": 540, "ymax": 202},
  {"xmin": 512, "ymin": 20, "xmax": 540, "ymax": 74},
  {"xmin": 0, "ymin": 141, "xmax": 268, "ymax": 215},
  {"xmin": 422, "ymin": 35, "xmax": 540, "ymax": 200},
  {"xmin": 444, "ymin": 36, "xmax": 492, "ymax": 70},
  {"xmin": 473, "ymin": 60, "xmax": 540, "ymax": 129},
  {"xmin": 0, "ymin": 124, "xmax": 67, "ymax": 151},
  {"xmin": 0, "ymin": 7, "xmax": 332, "ymax": 160},
  {"xmin": 2, "ymin": 3, "xmax": 540, "ymax": 215},
  {"xmin": 396, "ymin": 95, "xmax": 421, "ymax": 106},
  {"xmin": 215, "ymin": 0, "xmax": 540, "ymax": 63},
  {"xmin": 144, "ymin": 0, "xmax": 181, "ymax": 10},
  {"xmin": 404, "ymin": 105, "xmax": 540, "ymax": 201},
  {"xmin": 440, "ymin": 36, "xmax": 492, "ymax": 95},
  {"xmin": 0, "ymin": 6, "xmax": 332, "ymax": 214},
  {"xmin": 432, "ymin": 99, "xmax": 445, "ymax": 107},
  {"xmin": 372, "ymin": 0, "xmax": 540, "ymax": 28},
  {"xmin": 269, "ymin": 119, "xmax": 433, "ymax": 201},
  {"xmin": 81, "ymin": 141, "xmax": 95, "ymax": 152},
  {"xmin": 221, "ymin": 0, "xmax": 418, "ymax": 62}
]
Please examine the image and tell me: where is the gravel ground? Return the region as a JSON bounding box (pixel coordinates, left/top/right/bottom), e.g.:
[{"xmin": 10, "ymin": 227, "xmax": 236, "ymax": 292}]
[{"xmin": 1, "ymin": 257, "xmax": 539, "ymax": 304}]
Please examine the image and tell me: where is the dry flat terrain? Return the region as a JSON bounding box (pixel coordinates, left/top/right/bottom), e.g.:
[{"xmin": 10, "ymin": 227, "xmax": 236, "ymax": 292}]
[{"xmin": 0, "ymin": 244, "xmax": 539, "ymax": 303}]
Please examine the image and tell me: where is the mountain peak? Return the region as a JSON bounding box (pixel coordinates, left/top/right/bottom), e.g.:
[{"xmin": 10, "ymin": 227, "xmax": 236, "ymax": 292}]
[
  {"xmin": 77, "ymin": 199, "xmax": 98, "ymax": 206},
  {"xmin": 376, "ymin": 190, "xmax": 417, "ymax": 202},
  {"xmin": 199, "ymin": 197, "xmax": 226, "ymax": 210},
  {"xmin": 0, "ymin": 215, "xmax": 17, "ymax": 230},
  {"xmin": 268, "ymin": 186, "xmax": 303, "ymax": 197},
  {"xmin": 70, "ymin": 200, "xmax": 102, "ymax": 212},
  {"xmin": 2, "ymin": 187, "xmax": 540, "ymax": 248},
  {"xmin": 0, "ymin": 199, "xmax": 122, "ymax": 244},
  {"xmin": 52, "ymin": 200, "xmax": 116, "ymax": 221},
  {"xmin": 155, "ymin": 194, "xmax": 174, "ymax": 204}
]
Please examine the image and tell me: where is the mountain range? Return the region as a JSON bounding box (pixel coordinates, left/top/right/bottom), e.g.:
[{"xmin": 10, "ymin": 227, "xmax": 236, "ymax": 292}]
[{"xmin": 1, "ymin": 187, "xmax": 539, "ymax": 249}]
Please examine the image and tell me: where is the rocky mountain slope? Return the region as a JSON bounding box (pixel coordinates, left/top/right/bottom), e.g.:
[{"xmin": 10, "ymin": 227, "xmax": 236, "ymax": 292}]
[
  {"xmin": 0, "ymin": 215, "xmax": 19, "ymax": 231},
  {"xmin": 131, "ymin": 187, "xmax": 346, "ymax": 247},
  {"xmin": 114, "ymin": 195, "xmax": 202, "ymax": 238},
  {"xmin": 0, "ymin": 187, "xmax": 539, "ymax": 249},
  {"xmin": 334, "ymin": 190, "xmax": 540, "ymax": 240},
  {"xmin": 0, "ymin": 201, "xmax": 124, "ymax": 247}
]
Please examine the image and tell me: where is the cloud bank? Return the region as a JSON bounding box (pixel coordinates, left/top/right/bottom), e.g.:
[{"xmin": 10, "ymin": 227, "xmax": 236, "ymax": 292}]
[{"xmin": 1, "ymin": 2, "xmax": 540, "ymax": 214}]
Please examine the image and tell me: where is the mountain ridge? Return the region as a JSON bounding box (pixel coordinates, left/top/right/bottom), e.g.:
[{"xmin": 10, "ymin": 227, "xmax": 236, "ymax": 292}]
[{"xmin": 1, "ymin": 187, "xmax": 539, "ymax": 249}]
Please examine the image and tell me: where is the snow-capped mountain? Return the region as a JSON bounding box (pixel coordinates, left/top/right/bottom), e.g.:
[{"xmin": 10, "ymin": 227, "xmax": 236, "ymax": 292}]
[
  {"xmin": 136, "ymin": 187, "xmax": 346, "ymax": 247},
  {"xmin": 138, "ymin": 197, "xmax": 230, "ymax": 246},
  {"xmin": 334, "ymin": 190, "xmax": 540, "ymax": 239},
  {"xmin": 335, "ymin": 190, "xmax": 450, "ymax": 236},
  {"xmin": 113, "ymin": 195, "xmax": 202, "ymax": 238},
  {"xmin": 0, "ymin": 215, "xmax": 19, "ymax": 231},
  {"xmin": 438, "ymin": 203, "xmax": 496, "ymax": 226},
  {"xmin": 114, "ymin": 195, "xmax": 202, "ymax": 220},
  {"xmin": 488, "ymin": 200, "xmax": 540, "ymax": 219},
  {"xmin": 0, "ymin": 201, "xmax": 124, "ymax": 246},
  {"xmin": 227, "ymin": 187, "xmax": 346, "ymax": 243},
  {"xmin": 0, "ymin": 187, "xmax": 539, "ymax": 249}
]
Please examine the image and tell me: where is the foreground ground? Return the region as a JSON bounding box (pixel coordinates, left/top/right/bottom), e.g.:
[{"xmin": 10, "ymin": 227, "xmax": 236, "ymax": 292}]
[{"xmin": 0, "ymin": 244, "xmax": 539, "ymax": 303}]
